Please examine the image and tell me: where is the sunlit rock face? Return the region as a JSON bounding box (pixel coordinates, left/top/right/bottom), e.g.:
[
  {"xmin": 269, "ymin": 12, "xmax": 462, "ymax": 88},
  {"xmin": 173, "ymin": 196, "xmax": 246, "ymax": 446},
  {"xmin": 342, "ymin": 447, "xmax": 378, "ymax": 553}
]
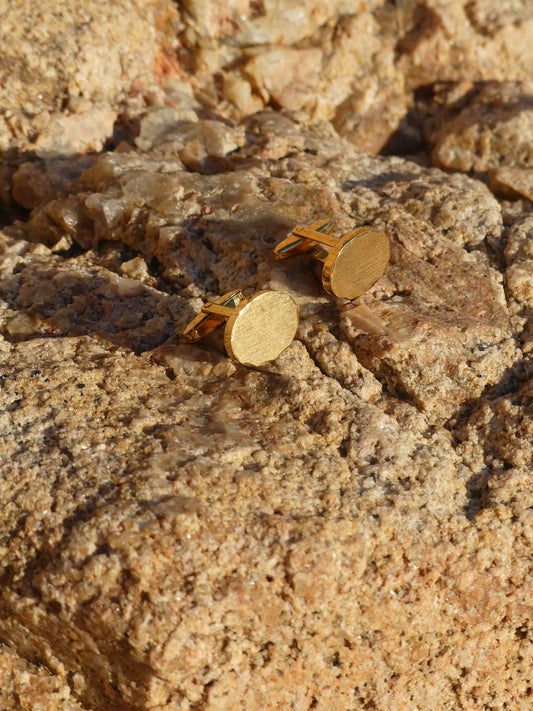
[{"xmin": 1, "ymin": 2, "xmax": 533, "ymax": 710}]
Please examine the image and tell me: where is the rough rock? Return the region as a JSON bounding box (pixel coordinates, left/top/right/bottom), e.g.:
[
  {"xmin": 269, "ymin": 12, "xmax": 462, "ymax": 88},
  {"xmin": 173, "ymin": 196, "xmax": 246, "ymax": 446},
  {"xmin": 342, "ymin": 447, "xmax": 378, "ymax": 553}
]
[
  {"xmin": 8, "ymin": 113, "xmax": 514, "ymax": 419},
  {"xmin": 430, "ymin": 81, "xmax": 533, "ymax": 172},
  {"xmin": 490, "ymin": 166, "xmax": 533, "ymax": 201},
  {"xmin": 2, "ymin": 1, "xmax": 533, "ymax": 710},
  {"xmin": 505, "ymin": 215, "xmax": 533, "ymax": 309},
  {"xmin": 503, "ymin": 214, "xmax": 533, "ymax": 350},
  {"xmin": 397, "ymin": 0, "xmax": 533, "ymax": 87},
  {"xmin": 175, "ymin": 0, "xmax": 533, "ymax": 151},
  {"xmin": 0, "ymin": 108, "xmax": 530, "ymax": 709},
  {"xmin": 5, "ymin": 1, "xmax": 533, "ymax": 161},
  {"xmin": 0, "ymin": 0, "xmax": 180, "ymax": 155},
  {"xmin": 0, "ymin": 329, "xmax": 467, "ymax": 709},
  {"xmin": 458, "ymin": 377, "xmax": 533, "ymax": 477},
  {"xmin": 0, "ymin": 642, "xmax": 89, "ymax": 711}
]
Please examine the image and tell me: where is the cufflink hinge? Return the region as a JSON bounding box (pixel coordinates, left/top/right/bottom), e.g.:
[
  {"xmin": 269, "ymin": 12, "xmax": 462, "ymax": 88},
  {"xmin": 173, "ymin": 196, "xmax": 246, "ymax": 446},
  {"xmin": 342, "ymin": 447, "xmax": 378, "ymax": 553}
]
[
  {"xmin": 274, "ymin": 219, "xmax": 335, "ymax": 260},
  {"xmin": 182, "ymin": 289, "xmax": 244, "ymax": 342},
  {"xmin": 274, "ymin": 218, "xmax": 390, "ymax": 300}
]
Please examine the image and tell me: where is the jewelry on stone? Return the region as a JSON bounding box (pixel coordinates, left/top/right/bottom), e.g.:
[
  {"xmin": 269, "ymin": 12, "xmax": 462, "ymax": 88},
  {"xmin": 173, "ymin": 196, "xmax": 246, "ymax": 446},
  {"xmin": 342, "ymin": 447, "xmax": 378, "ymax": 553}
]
[
  {"xmin": 182, "ymin": 289, "xmax": 299, "ymax": 366},
  {"xmin": 274, "ymin": 219, "xmax": 390, "ymax": 300}
]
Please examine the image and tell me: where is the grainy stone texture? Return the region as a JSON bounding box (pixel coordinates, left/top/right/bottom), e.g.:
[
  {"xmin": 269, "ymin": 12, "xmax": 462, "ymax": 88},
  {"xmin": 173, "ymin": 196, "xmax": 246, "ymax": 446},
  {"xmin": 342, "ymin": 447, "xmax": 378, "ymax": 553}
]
[
  {"xmin": 7, "ymin": 116, "xmax": 514, "ymax": 421},
  {"xmin": 504, "ymin": 214, "xmax": 533, "ymax": 350},
  {"xmin": 490, "ymin": 167, "xmax": 533, "ymax": 202},
  {"xmin": 174, "ymin": 0, "xmax": 533, "ymax": 151},
  {"xmin": 3, "ymin": 0, "xmax": 533, "ymax": 161},
  {"xmin": 0, "ymin": 642, "xmax": 88, "ymax": 711},
  {"xmin": 0, "ymin": 0, "xmax": 180, "ymax": 156},
  {"xmin": 430, "ymin": 81, "xmax": 533, "ymax": 172},
  {"xmin": 1, "ymin": 1, "xmax": 533, "ymax": 711}
]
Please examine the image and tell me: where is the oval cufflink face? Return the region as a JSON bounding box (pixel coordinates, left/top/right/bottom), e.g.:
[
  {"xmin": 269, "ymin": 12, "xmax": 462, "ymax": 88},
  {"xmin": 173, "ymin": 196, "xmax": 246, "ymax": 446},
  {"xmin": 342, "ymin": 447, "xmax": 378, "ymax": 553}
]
[
  {"xmin": 224, "ymin": 291, "xmax": 299, "ymax": 367},
  {"xmin": 323, "ymin": 228, "xmax": 390, "ymax": 299}
]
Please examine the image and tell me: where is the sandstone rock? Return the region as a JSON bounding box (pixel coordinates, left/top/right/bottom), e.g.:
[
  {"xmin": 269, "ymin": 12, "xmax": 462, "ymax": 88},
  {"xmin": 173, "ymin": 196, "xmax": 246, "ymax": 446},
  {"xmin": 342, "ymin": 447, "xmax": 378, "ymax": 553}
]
[
  {"xmin": 4, "ymin": 1, "xmax": 533, "ymax": 161},
  {"xmin": 33, "ymin": 107, "xmax": 118, "ymax": 159},
  {"xmin": 244, "ymin": 46, "xmax": 324, "ymax": 113},
  {"xmin": 136, "ymin": 114, "xmax": 247, "ymax": 168},
  {"xmin": 0, "ymin": 110, "xmax": 526, "ymax": 707},
  {"xmin": 9, "ymin": 116, "xmax": 513, "ymax": 420},
  {"xmin": 327, "ymin": 13, "xmax": 407, "ymax": 152},
  {"xmin": 490, "ymin": 166, "xmax": 533, "ymax": 201},
  {"xmin": 503, "ymin": 213, "xmax": 533, "ymax": 350},
  {"xmin": 398, "ymin": 1, "xmax": 533, "ymax": 88},
  {"xmin": 458, "ymin": 378, "xmax": 533, "ymax": 476},
  {"xmin": 464, "ymin": 0, "xmax": 533, "ymax": 35},
  {"xmin": 0, "ymin": 231, "xmax": 186, "ymax": 351},
  {"xmin": 0, "ymin": 316, "xmax": 530, "ymax": 708},
  {"xmin": 505, "ymin": 215, "xmax": 533, "ymax": 309},
  {"xmin": 185, "ymin": 6, "xmax": 409, "ymax": 150},
  {"xmin": 0, "ymin": 642, "xmax": 89, "ymax": 711},
  {"xmin": 134, "ymin": 106, "xmax": 200, "ymax": 152},
  {"xmin": 180, "ymin": 0, "xmax": 361, "ymax": 48},
  {"xmin": 12, "ymin": 157, "xmax": 97, "ymax": 211},
  {"xmin": 2, "ymin": 1, "xmax": 533, "ymax": 709},
  {"xmin": 430, "ymin": 81, "xmax": 533, "ymax": 172},
  {"xmin": 175, "ymin": 0, "xmax": 533, "ymax": 153},
  {"xmin": 0, "ymin": 0, "xmax": 179, "ymax": 155},
  {"xmin": 0, "ymin": 325, "xmax": 466, "ymax": 709}
]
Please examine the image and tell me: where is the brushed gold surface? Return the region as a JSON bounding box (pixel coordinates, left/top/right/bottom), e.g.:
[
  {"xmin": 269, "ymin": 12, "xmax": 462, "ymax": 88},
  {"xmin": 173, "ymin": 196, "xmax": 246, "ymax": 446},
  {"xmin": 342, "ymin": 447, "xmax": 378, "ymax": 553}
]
[
  {"xmin": 182, "ymin": 290, "xmax": 298, "ymax": 367},
  {"xmin": 322, "ymin": 227, "xmax": 390, "ymax": 299},
  {"xmin": 225, "ymin": 291, "xmax": 299, "ymax": 366},
  {"xmin": 274, "ymin": 221, "xmax": 390, "ymax": 300}
]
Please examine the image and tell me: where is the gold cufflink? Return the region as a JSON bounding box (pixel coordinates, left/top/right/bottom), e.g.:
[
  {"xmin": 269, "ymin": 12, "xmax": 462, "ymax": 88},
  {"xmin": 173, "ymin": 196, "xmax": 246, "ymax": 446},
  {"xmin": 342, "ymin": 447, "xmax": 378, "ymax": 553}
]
[
  {"xmin": 274, "ymin": 219, "xmax": 390, "ymax": 299},
  {"xmin": 181, "ymin": 289, "xmax": 299, "ymax": 367}
]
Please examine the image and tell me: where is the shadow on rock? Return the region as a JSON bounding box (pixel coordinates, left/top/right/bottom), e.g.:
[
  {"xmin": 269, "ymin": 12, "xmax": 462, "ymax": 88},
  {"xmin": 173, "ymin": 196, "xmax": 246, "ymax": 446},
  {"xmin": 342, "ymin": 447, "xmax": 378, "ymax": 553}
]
[{"xmin": 0, "ymin": 252, "xmax": 194, "ymax": 353}]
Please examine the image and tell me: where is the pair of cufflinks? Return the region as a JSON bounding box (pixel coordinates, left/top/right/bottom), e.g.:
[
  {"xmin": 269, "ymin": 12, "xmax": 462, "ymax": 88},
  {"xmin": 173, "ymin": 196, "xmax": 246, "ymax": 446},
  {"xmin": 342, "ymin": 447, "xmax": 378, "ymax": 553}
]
[{"xmin": 182, "ymin": 219, "xmax": 390, "ymax": 367}]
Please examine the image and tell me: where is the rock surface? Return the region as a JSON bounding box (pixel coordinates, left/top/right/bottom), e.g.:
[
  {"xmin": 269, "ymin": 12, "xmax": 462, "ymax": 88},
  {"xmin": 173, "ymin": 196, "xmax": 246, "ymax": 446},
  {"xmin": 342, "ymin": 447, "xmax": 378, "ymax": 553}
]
[
  {"xmin": 430, "ymin": 81, "xmax": 533, "ymax": 173},
  {"xmin": 0, "ymin": 642, "xmax": 87, "ymax": 711},
  {"xmin": 1, "ymin": 1, "xmax": 533, "ymax": 710},
  {"xmin": 0, "ymin": 0, "xmax": 180, "ymax": 157},
  {"xmin": 3, "ymin": 0, "xmax": 533, "ymax": 159}
]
